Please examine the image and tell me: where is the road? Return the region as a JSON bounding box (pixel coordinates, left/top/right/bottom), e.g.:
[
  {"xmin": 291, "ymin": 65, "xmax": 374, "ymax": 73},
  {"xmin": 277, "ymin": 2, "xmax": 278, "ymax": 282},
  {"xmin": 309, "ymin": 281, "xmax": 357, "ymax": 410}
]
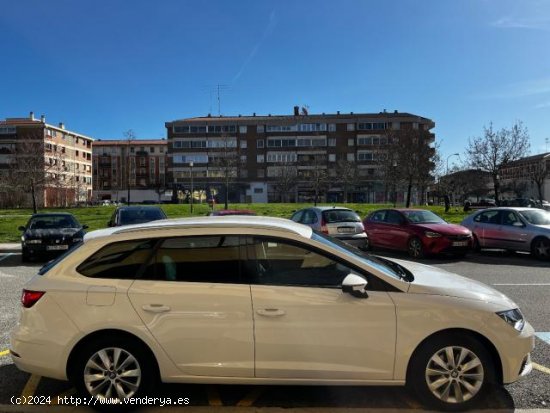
[{"xmin": 0, "ymin": 250, "xmax": 548, "ymax": 411}]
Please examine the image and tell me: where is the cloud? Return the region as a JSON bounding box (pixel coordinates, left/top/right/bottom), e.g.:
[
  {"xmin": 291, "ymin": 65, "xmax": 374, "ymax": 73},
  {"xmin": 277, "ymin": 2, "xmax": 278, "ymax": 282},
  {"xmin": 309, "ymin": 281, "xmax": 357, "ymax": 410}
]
[
  {"xmin": 232, "ymin": 10, "xmax": 277, "ymax": 84},
  {"xmin": 491, "ymin": 17, "xmax": 550, "ymax": 31},
  {"xmin": 534, "ymin": 101, "xmax": 550, "ymax": 109}
]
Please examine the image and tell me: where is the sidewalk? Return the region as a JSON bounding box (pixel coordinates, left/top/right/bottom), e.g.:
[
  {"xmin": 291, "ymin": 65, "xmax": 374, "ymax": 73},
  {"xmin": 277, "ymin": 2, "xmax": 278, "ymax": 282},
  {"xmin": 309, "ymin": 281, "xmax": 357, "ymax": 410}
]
[{"xmin": 0, "ymin": 243, "xmax": 21, "ymax": 253}]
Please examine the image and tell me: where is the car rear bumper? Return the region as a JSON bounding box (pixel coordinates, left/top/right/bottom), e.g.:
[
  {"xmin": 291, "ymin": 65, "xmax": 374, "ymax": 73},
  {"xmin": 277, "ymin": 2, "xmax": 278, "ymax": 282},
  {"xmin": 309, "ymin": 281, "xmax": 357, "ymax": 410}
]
[{"xmin": 334, "ymin": 233, "xmax": 369, "ymax": 248}]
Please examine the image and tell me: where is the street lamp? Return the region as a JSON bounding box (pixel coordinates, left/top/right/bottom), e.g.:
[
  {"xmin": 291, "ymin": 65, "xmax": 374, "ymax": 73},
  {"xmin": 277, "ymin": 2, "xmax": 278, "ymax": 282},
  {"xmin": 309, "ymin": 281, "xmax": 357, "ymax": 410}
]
[{"xmin": 189, "ymin": 161, "xmax": 194, "ymax": 214}]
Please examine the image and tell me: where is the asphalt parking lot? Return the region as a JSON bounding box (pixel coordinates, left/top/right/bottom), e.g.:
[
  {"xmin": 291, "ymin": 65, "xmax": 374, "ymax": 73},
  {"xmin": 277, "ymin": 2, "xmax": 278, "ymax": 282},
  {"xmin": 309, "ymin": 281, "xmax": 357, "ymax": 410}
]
[{"xmin": 0, "ymin": 250, "xmax": 549, "ymax": 412}]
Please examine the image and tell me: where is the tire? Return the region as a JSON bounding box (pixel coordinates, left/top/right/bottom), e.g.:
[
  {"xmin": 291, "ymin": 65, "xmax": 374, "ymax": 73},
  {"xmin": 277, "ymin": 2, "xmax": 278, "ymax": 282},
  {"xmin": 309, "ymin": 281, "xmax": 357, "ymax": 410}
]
[
  {"xmin": 361, "ymin": 237, "xmax": 371, "ymax": 251},
  {"xmin": 70, "ymin": 336, "xmax": 156, "ymax": 407},
  {"xmin": 531, "ymin": 237, "xmax": 550, "ymax": 261},
  {"xmin": 472, "ymin": 235, "xmax": 481, "ymax": 253},
  {"xmin": 407, "ymin": 333, "xmax": 494, "ymax": 411},
  {"xmin": 408, "ymin": 237, "xmax": 424, "ymax": 259},
  {"xmin": 21, "ymin": 248, "xmax": 30, "ymax": 263}
]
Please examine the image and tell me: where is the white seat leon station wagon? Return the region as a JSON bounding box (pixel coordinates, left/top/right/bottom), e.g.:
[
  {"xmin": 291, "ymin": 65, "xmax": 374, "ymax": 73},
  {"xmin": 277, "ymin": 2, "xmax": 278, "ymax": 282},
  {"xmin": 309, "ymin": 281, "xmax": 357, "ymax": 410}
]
[{"xmin": 11, "ymin": 216, "xmax": 534, "ymax": 411}]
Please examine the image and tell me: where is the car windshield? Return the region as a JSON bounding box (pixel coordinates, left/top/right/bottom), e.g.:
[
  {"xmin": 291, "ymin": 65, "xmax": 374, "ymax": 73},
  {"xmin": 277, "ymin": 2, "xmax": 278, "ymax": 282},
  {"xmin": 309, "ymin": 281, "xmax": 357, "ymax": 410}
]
[
  {"xmin": 322, "ymin": 209, "xmax": 361, "ymax": 223},
  {"xmin": 519, "ymin": 210, "xmax": 550, "ymax": 225},
  {"xmin": 311, "ymin": 232, "xmax": 411, "ymax": 281},
  {"xmin": 402, "ymin": 210, "xmax": 446, "ymax": 224},
  {"xmin": 119, "ymin": 208, "xmax": 166, "ymax": 225},
  {"xmin": 29, "ymin": 215, "xmax": 79, "ymax": 229}
]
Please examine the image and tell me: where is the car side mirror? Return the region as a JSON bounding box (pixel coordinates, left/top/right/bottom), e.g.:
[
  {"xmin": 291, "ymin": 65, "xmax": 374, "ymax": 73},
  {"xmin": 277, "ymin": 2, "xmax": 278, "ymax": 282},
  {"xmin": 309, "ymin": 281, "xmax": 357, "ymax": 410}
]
[
  {"xmin": 342, "ymin": 274, "xmax": 369, "ymax": 298},
  {"xmin": 18, "ymin": 226, "xmax": 26, "ymax": 232},
  {"xmin": 82, "ymin": 225, "xmax": 89, "ymax": 230}
]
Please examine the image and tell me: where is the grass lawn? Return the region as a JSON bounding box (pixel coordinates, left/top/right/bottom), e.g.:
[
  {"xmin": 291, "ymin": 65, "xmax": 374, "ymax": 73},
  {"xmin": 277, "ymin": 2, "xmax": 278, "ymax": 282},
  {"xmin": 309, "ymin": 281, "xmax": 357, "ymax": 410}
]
[{"xmin": 0, "ymin": 203, "xmax": 471, "ymax": 243}]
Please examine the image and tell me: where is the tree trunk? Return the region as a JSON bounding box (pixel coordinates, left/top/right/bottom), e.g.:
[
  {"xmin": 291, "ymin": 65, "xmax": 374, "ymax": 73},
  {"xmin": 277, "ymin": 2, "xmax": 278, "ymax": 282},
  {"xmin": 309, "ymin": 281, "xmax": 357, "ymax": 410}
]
[
  {"xmin": 31, "ymin": 179, "xmax": 37, "ymax": 213},
  {"xmin": 406, "ymin": 180, "xmax": 412, "ymax": 208},
  {"xmin": 537, "ymin": 182, "xmax": 544, "ymax": 205},
  {"xmin": 492, "ymin": 174, "xmax": 500, "ymax": 205}
]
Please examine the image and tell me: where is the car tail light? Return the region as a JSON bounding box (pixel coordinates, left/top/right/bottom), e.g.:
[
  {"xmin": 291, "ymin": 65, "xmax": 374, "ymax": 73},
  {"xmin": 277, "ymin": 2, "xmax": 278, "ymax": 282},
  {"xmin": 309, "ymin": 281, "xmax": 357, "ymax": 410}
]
[
  {"xmin": 21, "ymin": 290, "xmax": 45, "ymax": 308},
  {"xmin": 320, "ymin": 218, "xmax": 329, "ymax": 234}
]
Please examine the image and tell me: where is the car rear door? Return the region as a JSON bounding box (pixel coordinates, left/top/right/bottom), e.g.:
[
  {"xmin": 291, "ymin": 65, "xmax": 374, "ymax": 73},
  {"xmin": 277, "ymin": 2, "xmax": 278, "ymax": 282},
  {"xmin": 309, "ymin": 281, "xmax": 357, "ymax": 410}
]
[
  {"xmin": 472, "ymin": 210, "xmax": 502, "ymax": 248},
  {"xmin": 244, "ymin": 236, "xmax": 396, "ymax": 380},
  {"xmin": 127, "ymin": 235, "xmax": 254, "ymax": 378}
]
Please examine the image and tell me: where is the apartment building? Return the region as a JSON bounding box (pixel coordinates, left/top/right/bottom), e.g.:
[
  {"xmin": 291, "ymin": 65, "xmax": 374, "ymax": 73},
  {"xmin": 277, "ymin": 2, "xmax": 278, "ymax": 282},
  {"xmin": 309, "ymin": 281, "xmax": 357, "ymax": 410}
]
[
  {"xmin": 500, "ymin": 152, "xmax": 550, "ymax": 201},
  {"xmin": 166, "ymin": 107, "xmax": 435, "ymax": 203},
  {"xmin": 0, "ymin": 112, "xmax": 93, "ymax": 208},
  {"xmin": 92, "ymin": 139, "xmax": 168, "ymax": 203}
]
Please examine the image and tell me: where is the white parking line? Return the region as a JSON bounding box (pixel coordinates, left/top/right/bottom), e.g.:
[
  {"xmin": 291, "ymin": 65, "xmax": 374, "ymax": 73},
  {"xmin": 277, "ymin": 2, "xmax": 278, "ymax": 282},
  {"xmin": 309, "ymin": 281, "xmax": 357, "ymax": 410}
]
[
  {"xmin": 0, "ymin": 253, "xmax": 13, "ymax": 263},
  {"xmin": 492, "ymin": 283, "xmax": 550, "ymax": 286},
  {"xmin": 535, "ymin": 332, "xmax": 550, "ymax": 345}
]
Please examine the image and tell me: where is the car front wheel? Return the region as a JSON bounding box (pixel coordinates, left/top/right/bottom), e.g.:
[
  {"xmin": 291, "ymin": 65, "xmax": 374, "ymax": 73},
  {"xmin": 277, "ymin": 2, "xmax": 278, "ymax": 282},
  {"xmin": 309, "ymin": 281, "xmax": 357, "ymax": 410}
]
[
  {"xmin": 408, "ymin": 237, "xmax": 424, "ymax": 258},
  {"xmin": 408, "ymin": 333, "xmax": 493, "ymax": 411},
  {"xmin": 532, "ymin": 237, "xmax": 550, "ymax": 260}
]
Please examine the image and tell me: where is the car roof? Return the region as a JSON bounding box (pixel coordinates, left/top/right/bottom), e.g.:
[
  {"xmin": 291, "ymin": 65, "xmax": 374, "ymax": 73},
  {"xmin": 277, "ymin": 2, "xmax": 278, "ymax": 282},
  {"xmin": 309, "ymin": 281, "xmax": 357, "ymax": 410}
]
[
  {"xmin": 85, "ymin": 216, "xmax": 312, "ymax": 242},
  {"xmin": 211, "ymin": 209, "xmax": 256, "ymax": 215},
  {"xmin": 478, "ymin": 207, "xmax": 537, "ymax": 212},
  {"xmin": 30, "ymin": 212, "xmax": 75, "ymax": 217},
  {"xmin": 116, "ymin": 205, "xmax": 163, "ymax": 210},
  {"xmin": 307, "ymin": 206, "xmax": 354, "ymax": 212}
]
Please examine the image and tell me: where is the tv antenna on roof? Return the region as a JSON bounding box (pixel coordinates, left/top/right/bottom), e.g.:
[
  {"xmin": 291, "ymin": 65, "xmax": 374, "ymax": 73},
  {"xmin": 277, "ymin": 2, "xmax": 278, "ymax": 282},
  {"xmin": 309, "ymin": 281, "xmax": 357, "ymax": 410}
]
[{"xmin": 202, "ymin": 84, "xmax": 230, "ymax": 116}]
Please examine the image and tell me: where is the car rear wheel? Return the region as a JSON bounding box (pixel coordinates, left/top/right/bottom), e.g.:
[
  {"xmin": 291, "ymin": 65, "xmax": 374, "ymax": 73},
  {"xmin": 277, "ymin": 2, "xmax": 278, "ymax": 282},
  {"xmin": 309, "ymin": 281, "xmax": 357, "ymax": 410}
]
[
  {"xmin": 408, "ymin": 237, "xmax": 424, "ymax": 258},
  {"xmin": 408, "ymin": 333, "xmax": 493, "ymax": 411},
  {"xmin": 71, "ymin": 337, "xmax": 156, "ymax": 405},
  {"xmin": 531, "ymin": 237, "xmax": 550, "ymax": 260},
  {"xmin": 472, "ymin": 235, "xmax": 481, "ymax": 252}
]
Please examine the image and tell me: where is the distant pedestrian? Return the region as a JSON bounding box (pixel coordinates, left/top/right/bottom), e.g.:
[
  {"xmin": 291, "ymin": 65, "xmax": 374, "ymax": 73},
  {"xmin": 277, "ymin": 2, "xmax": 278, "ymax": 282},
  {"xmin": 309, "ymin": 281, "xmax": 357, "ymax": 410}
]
[{"xmin": 444, "ymin": 194, "xmax": 450, "ymax": 213}]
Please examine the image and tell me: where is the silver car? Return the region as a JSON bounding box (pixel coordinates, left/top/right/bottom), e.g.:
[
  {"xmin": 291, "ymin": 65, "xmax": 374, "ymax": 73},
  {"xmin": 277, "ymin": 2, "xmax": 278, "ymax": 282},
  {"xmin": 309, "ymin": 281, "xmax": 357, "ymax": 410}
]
[
  {"xmin": 290, "ymin": 206, "xmax": 368, "ymax": 249},
  {"xmin": 461, "ymin": 207, "xmax": 550, "ymax": 260}
]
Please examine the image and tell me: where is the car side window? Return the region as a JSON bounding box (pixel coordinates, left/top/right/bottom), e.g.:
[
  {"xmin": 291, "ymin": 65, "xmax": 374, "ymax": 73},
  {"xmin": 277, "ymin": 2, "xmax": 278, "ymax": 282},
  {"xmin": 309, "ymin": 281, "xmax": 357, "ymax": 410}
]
[
  {"xmin": 243, "ymin": 237, "xmax": 358, "ymax": 288},
  {"xmin": 502, "ymin": 211, "xmax": 521, "ymax": 226},
  {"xmin": 77, "ymin": 239, "xmax": 156, "ymax": 279},
  {"xmin": 385, "ymin": 210, "xmax": 404, "ymax": 225},
  {"xmin": 370, "ymin": 210, "xmax": 386, "ymax": 222},
  {"xmin": 290, "ymin": 210, "xmax": 304, "ymax": 223},
  {"xmin": 302, "ymin": 210, "xmax": 318, "ymax": 225},
  {"xmin": 140, "ymin": 236, "xmax": 243, "ymax": 284},
  {"xmin": 474, "ymin": 210, "xmax": 500, "ymax": 225}
]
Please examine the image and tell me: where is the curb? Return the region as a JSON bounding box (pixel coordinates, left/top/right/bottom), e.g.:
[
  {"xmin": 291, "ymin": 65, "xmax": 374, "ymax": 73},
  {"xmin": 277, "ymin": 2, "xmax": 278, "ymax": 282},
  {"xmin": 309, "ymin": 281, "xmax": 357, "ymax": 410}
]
[{"xmin": 0, "ymin": 244, "xmax": 21, "ymax": 254}]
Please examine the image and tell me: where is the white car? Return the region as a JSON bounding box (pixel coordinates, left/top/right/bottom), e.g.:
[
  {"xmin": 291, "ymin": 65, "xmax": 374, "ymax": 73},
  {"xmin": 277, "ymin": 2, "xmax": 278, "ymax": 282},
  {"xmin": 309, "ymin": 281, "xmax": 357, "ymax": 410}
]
[{"xmin": 10, "ymin": 216, "xmax": 534, "ymax": 410}]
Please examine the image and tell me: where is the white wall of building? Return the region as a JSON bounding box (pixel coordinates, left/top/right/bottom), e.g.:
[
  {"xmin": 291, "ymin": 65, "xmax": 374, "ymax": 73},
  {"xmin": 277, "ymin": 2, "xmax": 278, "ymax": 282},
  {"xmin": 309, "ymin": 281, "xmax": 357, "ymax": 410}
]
[
  {"xmin": 95, "ymin": 189, "xmax": 172, "ymax": 203},
  {"xmin": 245, "ymin": 182, "xmax": 268, "ymax": 203}
]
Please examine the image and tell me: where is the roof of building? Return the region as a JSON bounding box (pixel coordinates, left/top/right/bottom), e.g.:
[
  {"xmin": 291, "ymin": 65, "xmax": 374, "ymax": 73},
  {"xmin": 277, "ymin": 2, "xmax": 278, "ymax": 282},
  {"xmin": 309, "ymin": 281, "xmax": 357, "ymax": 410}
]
[
  {"xmin": 0, "ymin": 116, "xmax": 93, "ymax": 141},
  {"xmin": 93, "ymin": 139, "xmax": 167, "ymax": 146},
  {"xmin": 84, "ymin": 216, "xmax": 312, "ymax": 242},
  {"xmin": 167, "ymin": 111, "xmax": 434, "ymax": 125},
  {"xmin": 504, "ymin": 152, "xmax": 550, "ymax": 166}
]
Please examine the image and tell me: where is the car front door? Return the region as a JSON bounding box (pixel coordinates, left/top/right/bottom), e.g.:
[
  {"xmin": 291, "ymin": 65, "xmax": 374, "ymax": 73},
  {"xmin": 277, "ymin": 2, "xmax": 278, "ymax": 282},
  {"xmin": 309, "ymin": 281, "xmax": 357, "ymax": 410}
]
[
  {"xmin": 127, "ymin": 235, "xmax": 254, "ymax": 377},
  {"xmin": 384, "ymin": 210, "xmax": 409, "ymax": 251},
  {"xmin": 498, "ymin": 210, "xmax": 530, "ymax": 250},
  {"xmin": 244, "ymin": 236, "xmax": 396, "ymax": 380}
]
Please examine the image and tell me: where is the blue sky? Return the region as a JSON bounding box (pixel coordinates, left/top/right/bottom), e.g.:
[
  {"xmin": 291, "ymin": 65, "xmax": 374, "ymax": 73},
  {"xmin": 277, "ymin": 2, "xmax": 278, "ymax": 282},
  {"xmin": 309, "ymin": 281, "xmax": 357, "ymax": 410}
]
[{"xmin": 1, "ymin": 0, "xmax": 550, "ymax": 166}]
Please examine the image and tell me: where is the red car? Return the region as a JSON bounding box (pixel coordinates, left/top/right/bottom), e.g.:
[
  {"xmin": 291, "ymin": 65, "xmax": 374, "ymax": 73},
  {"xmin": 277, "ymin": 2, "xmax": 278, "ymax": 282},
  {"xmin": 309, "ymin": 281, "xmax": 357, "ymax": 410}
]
[{"xmin": 363, "ymin": 209, "xmax": 473, "ymax": 258}]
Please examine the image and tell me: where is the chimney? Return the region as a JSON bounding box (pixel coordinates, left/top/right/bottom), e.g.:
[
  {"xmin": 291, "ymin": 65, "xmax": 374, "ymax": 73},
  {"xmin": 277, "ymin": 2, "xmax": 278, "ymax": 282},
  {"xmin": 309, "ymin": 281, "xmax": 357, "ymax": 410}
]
[
  {"xmin": 40, "ymin": 115, "xmax": 45, "ymax": 123},
  {"xmin": 207, "ymin": 113, "xmax": 212, "ymax": 117},
  {"xmin": 337, "ymin": 111, "xmax": 340, "ymax": 115},
  {"xmin": 59, "ymin": 122, "xmax": 65, "ymax": 129},
  {"xmin": 394, "ymin": 110, "xmax": 398, "ymax": 114},
  {"xmin": 29, "ymin": 111, "xmax": 34, "ymax": 120},
  {"xmin": 293, "ymin": 106, "xmax": 300, "ymax": 116},
  {"xmin": 253, "ymin": 113, "xmax": 256, "ymax": 117},
  {"xmin": 350, "ymin": 112, "xmax": 354, "ymax": 115}
]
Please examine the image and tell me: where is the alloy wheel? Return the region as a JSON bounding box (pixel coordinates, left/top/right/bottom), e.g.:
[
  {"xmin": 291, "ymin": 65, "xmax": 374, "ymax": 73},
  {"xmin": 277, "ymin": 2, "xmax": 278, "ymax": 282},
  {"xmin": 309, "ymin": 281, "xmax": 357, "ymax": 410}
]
[
  {"xmin": 408, "ymin": 238, "xmax": 423, "ymax": 258},
  {"xmin": 425, "ymin": 346, "xmax": 484, "ymax": 404},
  {"xmin": 533, "ymin": 238, "xmax": 550, "ymax": 259},
  {"xmin": 83, "ymin": 347, "xmax": 141, "ymax": 400}
]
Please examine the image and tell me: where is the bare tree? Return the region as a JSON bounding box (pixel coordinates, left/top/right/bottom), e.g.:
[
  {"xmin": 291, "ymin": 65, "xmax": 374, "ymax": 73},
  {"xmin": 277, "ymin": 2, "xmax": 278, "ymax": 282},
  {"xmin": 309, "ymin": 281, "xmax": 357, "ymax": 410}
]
[
  {"xmin": 466, "ymin": 121, "xmax": 530, "ymax": 204},
  {"xmin": 527, "ymin": 158, "xmax": 549, "ymax": 205},
  {"xmin": 335, "ymin": 160, "xmax": 359, "ymax": 203},
  {"xmin": 384, "ymin": 128, "xmax": 435, "ymax": 207},
  {"xmin": 210, "ymin": 135, "xmax": 240, "ymax": 209},
  {"xmin": 272, "ymin": 162, "xmax": 298, "ymax": 202}
]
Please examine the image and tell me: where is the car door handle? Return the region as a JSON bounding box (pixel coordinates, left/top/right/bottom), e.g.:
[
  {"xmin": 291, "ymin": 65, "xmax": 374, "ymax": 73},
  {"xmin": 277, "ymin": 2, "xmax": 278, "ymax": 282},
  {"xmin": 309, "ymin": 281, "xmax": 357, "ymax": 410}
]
[
  {"xmin": 256, "ymin": 308, "xmax": 286, "ymax": 317},
  {"xmin": 142, "ymin": 304, "xmax": 171, "ymax": 313}
]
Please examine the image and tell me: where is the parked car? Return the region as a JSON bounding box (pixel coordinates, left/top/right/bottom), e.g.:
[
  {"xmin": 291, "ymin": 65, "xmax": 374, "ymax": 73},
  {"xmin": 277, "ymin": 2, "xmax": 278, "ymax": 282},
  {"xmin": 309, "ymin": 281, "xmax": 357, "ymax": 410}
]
[
  {"xmin": 10, "ymin": 216, "xmax": 533, "ymax": 411},
  {"xmin": 461, "ymin": 207, "xmax": 550, "ymax": 260},
  {"xmin": 208, "ymin": 209, "xmax": 256, "ymax": 216},
  {"xmin": 108, "ymin": 205, "xmax": 167, "ymax": 227},
  {"xmin": 363, "ymin": 209, "xmax": 472, "ymax": 258},
  {"xmin": 290, "ymin": 206, "xmax": 368, "ymax": 249},
  {"xmin": 18, "ymin": 213, "xmax": 87, "ymax": 262}
]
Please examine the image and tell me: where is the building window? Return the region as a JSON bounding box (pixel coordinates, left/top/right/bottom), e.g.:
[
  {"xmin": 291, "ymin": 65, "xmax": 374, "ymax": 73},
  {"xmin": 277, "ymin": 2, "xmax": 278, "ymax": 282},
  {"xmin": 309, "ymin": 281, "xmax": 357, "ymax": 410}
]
[
  {"xmin": 130, "ymin": 147, "xmax": 135, "ymax": 153},
  {"xmin": 347, "ymin": 123, "xmax": 355, "ymax": 131},
  {"xmin": 348, "ymin": 139, "xmax": 355, "ymax": 147},
  {"xmin": 254, "ymin": 188, "xmax": 263, "ymax": 194},
  {"xmin": 328, "ymin": 124, "xmax": 336, "ymax": 132},
  {"xmin": 240, "ymin": 155, "xmax": 247, "ymax": 162},
  {"xmin": 240, "ymin": 140, "xmax": 247, "ymax": 149},
  {"xmin": 257, "ymin": 125, "xmax": 264, "ymax": 133},
  {"xmin": 328, "ymin": 154, "xmax": 336, "ymax": 162},
  {"xmin": 328, "ymin": 138, "xmax": 336, "ymax": 147},
  {"xmin": 239, "ymin": 125, "xmax": 247, "ymax": 134},
  {"xmin": 347, "ymin": 153, "xmax": 355, "ymax": 162},
  {"xmin": 257, "ymin": 155, "xmax": 265, "ymax": 163},
  {"xmin": 358, "ymin": 122, "xmax": 387, "ymax": 131},
  {"xmin": 257, "ymin": 139, "xmax": 264, "ymax": 148},
  {"xmin": 257, "ymin": 169, "xmax": 265, "ymax": 178},
  {"xmin": 150, "ymin": 147, "xmax": 155, "ymax": 153}
]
